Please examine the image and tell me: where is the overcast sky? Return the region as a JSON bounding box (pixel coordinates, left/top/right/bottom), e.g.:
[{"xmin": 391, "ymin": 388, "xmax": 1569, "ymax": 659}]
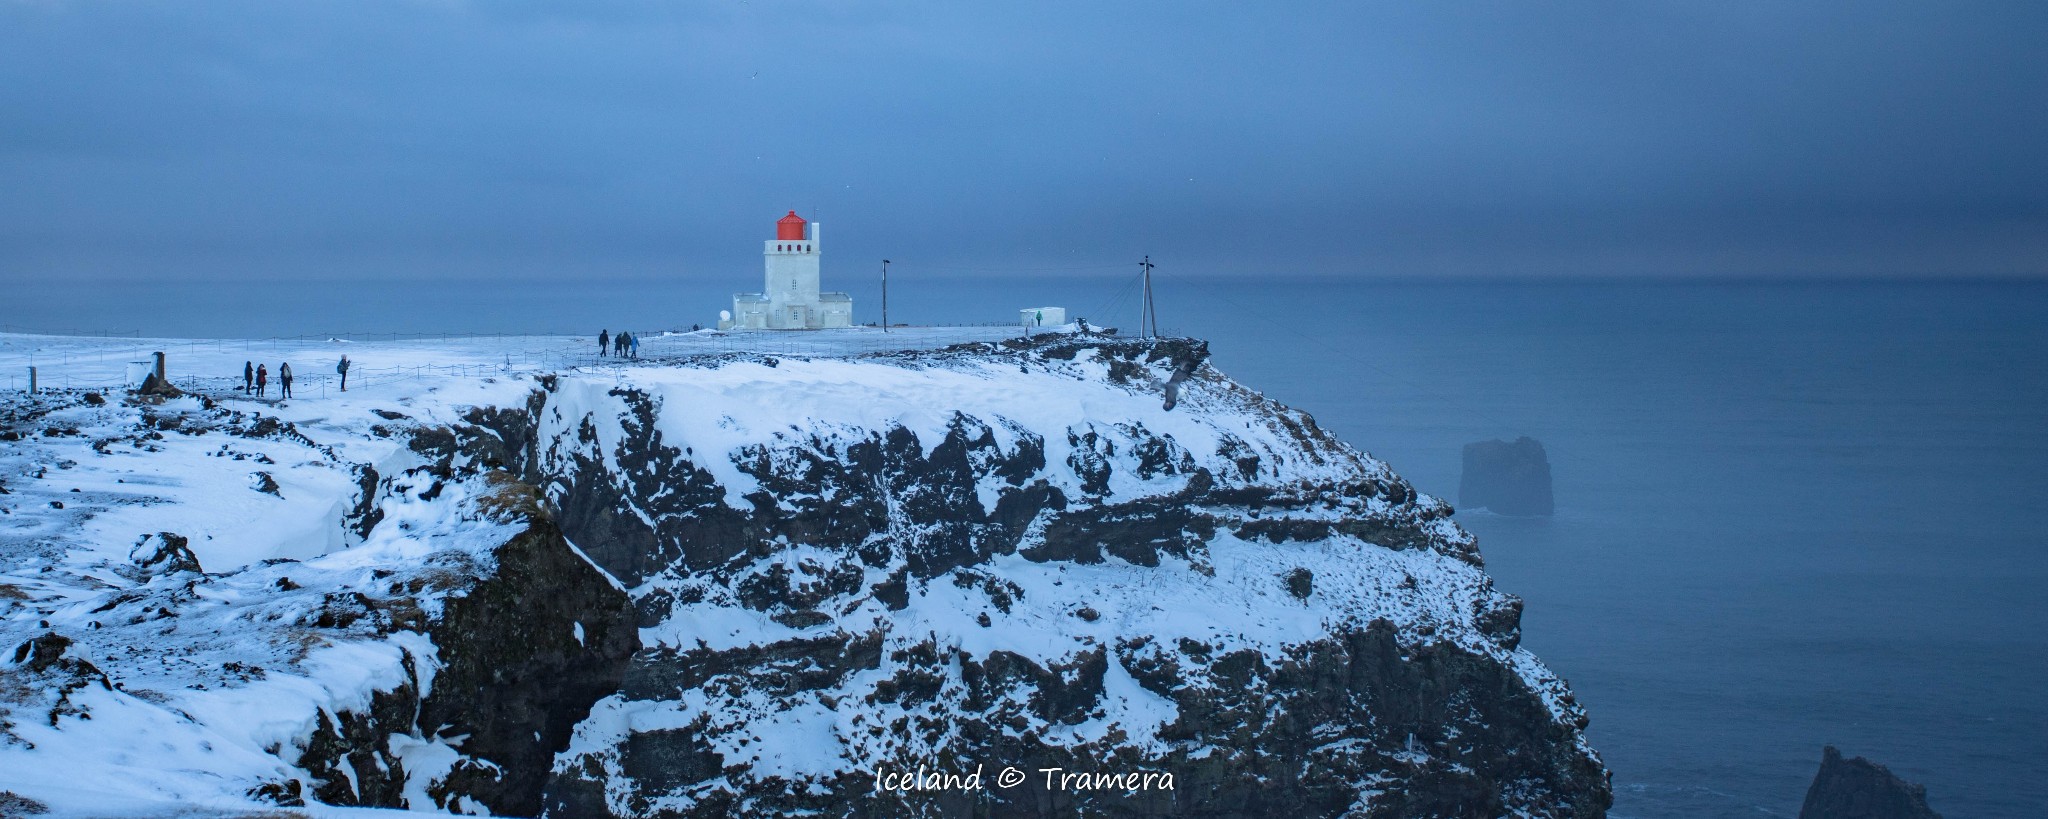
[{"xmin": 3, "ymin": 0, "xmax": 2045, "ymax": 288}]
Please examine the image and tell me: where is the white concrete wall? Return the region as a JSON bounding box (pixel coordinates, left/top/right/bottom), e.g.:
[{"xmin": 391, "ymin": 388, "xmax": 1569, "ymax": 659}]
[
  {"xmin": 820, "ymin": 299, "xmax": 853, "ymax": 328},
  {"xmin": 734, "ymin": 297, "xmax": 770, "ymax": 330}
]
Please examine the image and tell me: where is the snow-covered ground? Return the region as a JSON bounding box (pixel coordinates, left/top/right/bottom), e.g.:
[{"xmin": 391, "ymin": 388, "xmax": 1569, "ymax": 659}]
[
  {"xmin": 0, "ymin": 326, "xmax": 1034, "ymax": 397},
  {"xmin": 0, "ymin": 327, "xmax": 1601, "ymax": 817},
  {"xmin": 0, "ymin": 327, "xmax": 1069, "ymax": 816},
  {"xmin": 0, "ymin": 331, "xmax": 612, "ymax": 815}
]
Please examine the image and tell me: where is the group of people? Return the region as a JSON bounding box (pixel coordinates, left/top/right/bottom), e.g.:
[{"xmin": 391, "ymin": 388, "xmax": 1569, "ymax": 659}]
[
  {"xmin": 239, "ymin": 355, "xmax": 351, "ymax": 399},
  {"xmin": 242, "ymin": 360, "xmax": 292, "ymax": 398},
  {"xmin": 597, "ymin": 329, "xmax": 640, "ymax": 359}
]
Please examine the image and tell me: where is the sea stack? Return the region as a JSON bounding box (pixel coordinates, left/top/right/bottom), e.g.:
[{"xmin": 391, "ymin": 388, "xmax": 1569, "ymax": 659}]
[
  {"xmin": 1799, "ymin": 746, "xmax": 1943, "ymax": 819},
  {"xmin": 1459, "ymin": 436, "xmax": 1554, "ymax": 516}
]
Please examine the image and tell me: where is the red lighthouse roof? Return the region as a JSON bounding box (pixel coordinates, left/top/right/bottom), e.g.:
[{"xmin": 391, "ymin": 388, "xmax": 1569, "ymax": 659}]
[{"xmin": 776, "ymin": 210, "xmax": 807, "ymax": 240}]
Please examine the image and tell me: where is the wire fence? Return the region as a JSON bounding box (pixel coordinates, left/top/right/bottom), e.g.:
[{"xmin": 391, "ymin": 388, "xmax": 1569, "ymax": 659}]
[
  {"xmin": 0, "ymin": 323, "xmax": 1157, "ymax": 399},
  {"xmin": 0, "ymin": 324, "xmax": 144, "ymax": 339}
]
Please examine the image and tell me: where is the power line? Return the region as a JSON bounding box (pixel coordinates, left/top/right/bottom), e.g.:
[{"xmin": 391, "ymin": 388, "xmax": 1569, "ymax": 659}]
[
  {"xmin": 875, "ymin": 261, "xmax": 1133, "ymax": 274},
  {"xmin": 1087, "ymin": 268, "xmax": 1145, "ymax": 332}
]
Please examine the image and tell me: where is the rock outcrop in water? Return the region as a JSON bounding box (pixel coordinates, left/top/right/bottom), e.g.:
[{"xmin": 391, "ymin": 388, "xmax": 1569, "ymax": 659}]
[
  {"xmin": 1460, "ymin": 436, "xmax": 1554, "ymax": 516},
  {"xmin": 0, "ymin": 333, "xmax": 1607, "ymax": 817},
  {"xmin": 1799, "ymin": 746, "xmax": 1943, "ymax": 819}
]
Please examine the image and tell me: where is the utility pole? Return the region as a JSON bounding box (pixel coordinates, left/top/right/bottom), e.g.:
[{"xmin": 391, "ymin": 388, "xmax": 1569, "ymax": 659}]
[
  {"xmin": 881, "ymin": 260, "xmax": 891, "ymax": 332},
  {"xmin": 1140, "ymin": 255, "xmax": 1157, "ymax": 339}
]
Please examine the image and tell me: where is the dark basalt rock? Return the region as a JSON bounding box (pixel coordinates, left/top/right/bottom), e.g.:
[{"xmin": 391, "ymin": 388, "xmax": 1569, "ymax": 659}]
[
  {"xmin": 1460, "ymin": 437, "xmax": 1554, "ymax": 516},
  {"xmin": 1799, "ymin": 746, "xmax": 1943, "ymax": 819},
  {"xmin": 268, "ymin": 461, "xmax": 639, "ymax": 816},
  {"xmin": 1282, "ymin": 567, "xmax": 1314, "ymax": 599},
  {"xmin": 599, "ymin": 619, "xmax": 1601, "ymax": 819},
  {"xmin": 0, "ymin": 790, "xmax": 49, "ymax": 816},
  {"xmin": 408, "ymin": 339, "xmax": 1603, "ymax": 818},
  {"xmin": 10, "ymin": 633, "xmax": 77, "ymax": 673},
  {"xmin": 343, "ymin": 464, "xmax": 384, "ymax": 539},
  {"xmin": 3, "ymin": 633, "xmax": 113, "ymax": 730},
  {"xmin": 130, "ymin": 532, "xmax": 202, "ymax": 576},
  {"xmin": 136, "ymin": 372, "xmax": 182, "ymax": 398},
  {"xmin": 243, "ymin": 416, "xmax": 284, "ymax": 439},
  {"xmin": 419, "ymin": 519, "xmax": 641, "ymax": 815}
]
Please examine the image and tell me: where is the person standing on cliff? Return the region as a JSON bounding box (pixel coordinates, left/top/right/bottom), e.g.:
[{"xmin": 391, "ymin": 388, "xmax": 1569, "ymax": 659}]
[
  {"xmin": 598, "ymin": 329, "xmax": 609, "ymax": 356},
  {"xmin": 243, "ymin": 361, "xmax": 254, "ymax": 394},
  {"xmin": 278, "ymin": 362, "xmax": 293, "ymax": 399},
  {"xmin": 255, "ymin": 363, "xmax": 268, "ymax": 398},
  {"xmin": 337, "ymin": 355, "xmax": 351, "ymax": 392},
  {"xmin": 629, "ymin": 332, "xmax": 640, "ymax": 359}
]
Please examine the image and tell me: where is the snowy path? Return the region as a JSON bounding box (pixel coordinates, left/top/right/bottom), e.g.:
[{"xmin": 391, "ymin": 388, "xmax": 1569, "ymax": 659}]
[{"xmin": 0, "ymin": 326, "xmax": 1034, "ymax": 397}]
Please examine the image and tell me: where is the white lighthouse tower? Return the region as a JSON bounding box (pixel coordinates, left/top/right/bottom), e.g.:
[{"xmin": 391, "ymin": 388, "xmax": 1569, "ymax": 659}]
[{"xmin": 726, "ymin": 210, "xmax": 853, "ymax": 330}]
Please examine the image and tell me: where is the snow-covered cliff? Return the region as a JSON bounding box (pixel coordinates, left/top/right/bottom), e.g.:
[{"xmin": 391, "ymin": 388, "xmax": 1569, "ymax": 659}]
[{"xmin": 0, "ymin": 329, "xmax": 1607, "ymax": 817}]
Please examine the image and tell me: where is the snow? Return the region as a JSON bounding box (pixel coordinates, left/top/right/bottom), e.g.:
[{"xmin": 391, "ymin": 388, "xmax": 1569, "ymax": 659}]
[
  {"xmin": 388, "ymin": 733, "xmax": 479, "ymax": 814},
  {"xmin": 0, "ymin": 331, "xmax": 548, "ymax": 814},
  {"xmin": 0, "ymin": 327, "xmax": 1571, "ymax": 815}
]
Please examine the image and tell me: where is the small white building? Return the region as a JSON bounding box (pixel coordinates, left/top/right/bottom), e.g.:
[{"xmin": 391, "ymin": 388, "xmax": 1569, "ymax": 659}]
[
  {"xmin": 1020, "ymin": 306, "xmax": 1066, "ymax": 328},
  {"xmin": 723, "ymin": 211, "xmax": 853, "ymax": 330}
]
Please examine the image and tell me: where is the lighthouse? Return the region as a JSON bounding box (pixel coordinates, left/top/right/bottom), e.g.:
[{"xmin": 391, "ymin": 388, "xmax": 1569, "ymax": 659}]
[{"xmin": 725, "ymin": 211, "xmax": 854, "ymax": 330}]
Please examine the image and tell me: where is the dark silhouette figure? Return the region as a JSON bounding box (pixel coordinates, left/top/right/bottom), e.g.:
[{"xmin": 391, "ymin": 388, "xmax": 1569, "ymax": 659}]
[
  {"xmin": 279, "ymin": 362, "xmax": 293, "ymax": 399},
  {"xmin": 613, "ymin": 332, "xmax": 627, "ymax": 357},
  {"xmin": 255, "ymin": 364, "xmax": 268, "ymax": 398},
  {"xmin": 337, "ymin": 355, "xmax": 351, "ymax": 392},
  {"xmin": 243, "ymin": 361, "xmax": 254, "ymax": 394},
  {"xmin": 599, "ymin": 329, "xmax": 609, "ymax": 356}
]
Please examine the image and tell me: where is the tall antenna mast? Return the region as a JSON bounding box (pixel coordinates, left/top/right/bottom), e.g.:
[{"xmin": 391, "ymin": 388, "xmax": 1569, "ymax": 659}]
[
  {"xmin": 1140, "ymin": 255, "xmax": 1158, "ymax": 339},
  {"xmin": 881, "ymin": 259, "xmax": 890, "ymax": 333}
]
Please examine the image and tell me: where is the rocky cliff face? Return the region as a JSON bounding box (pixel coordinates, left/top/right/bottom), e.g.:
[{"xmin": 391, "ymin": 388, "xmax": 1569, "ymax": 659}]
[
  {"xmin": 0, "ymin": 332, "xmax": 1607, "ymax": 817},
  {"xmin": 278, "ymin": 510, "xmax": 639, "ymax": 816},
  {"xmin": 413, "ymin": 335, "xmax": 1608, "ymax": 818},
  {"xmin": 0, "ymin": 387, "xmax": 636, "ymax": 817}
]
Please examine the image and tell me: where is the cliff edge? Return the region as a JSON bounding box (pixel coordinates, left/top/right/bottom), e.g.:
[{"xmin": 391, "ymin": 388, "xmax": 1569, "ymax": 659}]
[{"xmin": 0, "ymin": 331, "xmax": 1607, "ymax": 817}]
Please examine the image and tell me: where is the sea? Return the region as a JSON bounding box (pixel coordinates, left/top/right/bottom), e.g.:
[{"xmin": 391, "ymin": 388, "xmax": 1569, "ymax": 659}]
[{"xmin": 7, "ymin": 274, "xmax": 2045, "ymax": 817}]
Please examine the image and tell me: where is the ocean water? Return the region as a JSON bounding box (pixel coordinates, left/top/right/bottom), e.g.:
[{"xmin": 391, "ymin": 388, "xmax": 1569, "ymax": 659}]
[
  {"xmin": 7, "ymin": 274, "xmax": 2045, "ymax": 816},
  {"xmin": 1163, "ymin": 279, "xmax": 2048, "ymax": 818}
]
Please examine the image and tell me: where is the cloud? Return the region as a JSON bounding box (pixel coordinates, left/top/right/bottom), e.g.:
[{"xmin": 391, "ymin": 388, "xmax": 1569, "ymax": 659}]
[{"xmin": 1, "ymin": 0, "xmax": 2044, "ymax": 285}]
